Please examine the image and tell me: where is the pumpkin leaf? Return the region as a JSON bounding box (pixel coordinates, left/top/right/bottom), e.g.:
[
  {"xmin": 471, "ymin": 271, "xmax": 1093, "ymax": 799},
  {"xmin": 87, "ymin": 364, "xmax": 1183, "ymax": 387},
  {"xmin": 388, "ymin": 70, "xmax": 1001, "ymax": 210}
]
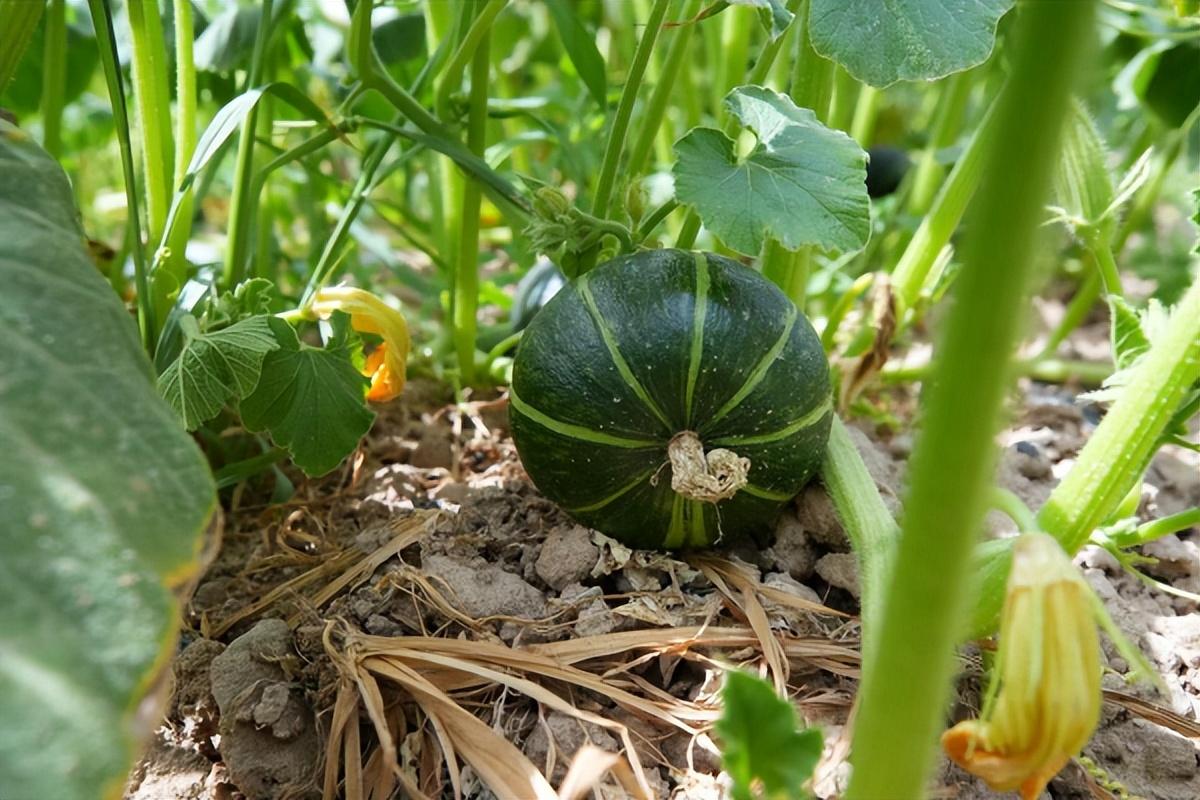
[
  {"xmin": 545, "ymin": 0, "xmax": 607, "ymax": 107},
  {"xmin": 157, "ymin": 315, "xmax": 280, "ymax": 430},
  {"xmin": 0, "ymin": 120, "xmax": 215, "ymax": 800},
  {"xmin": 673, "ymin": 85, "xmax": 869, "ymax": 256},
  {"xmin": 239, "ymin": 317, "xmax": 375, "ymax": 477},
  {"xmin": 808, "ymin": 0, "xmax": 1013, "ymax": 87},
  {"xmin": 716, "ymin": 671, "xmax": 823, "ymax": 800}
]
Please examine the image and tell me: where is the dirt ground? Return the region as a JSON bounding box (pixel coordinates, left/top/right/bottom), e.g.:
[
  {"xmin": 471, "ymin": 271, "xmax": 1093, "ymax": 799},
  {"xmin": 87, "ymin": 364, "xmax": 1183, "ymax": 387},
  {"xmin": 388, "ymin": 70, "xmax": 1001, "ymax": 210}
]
[{"xmin": 125, "ymin": 355, "xmax": 1200, "ymax": 799}]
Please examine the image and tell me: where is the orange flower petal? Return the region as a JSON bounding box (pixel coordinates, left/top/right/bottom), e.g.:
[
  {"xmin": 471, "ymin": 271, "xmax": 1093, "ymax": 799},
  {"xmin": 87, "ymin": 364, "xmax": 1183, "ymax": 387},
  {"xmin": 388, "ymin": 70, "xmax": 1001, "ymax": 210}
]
[{"xmin": 363, "ymin": 344, "xmax": 402, "ymax": 403}]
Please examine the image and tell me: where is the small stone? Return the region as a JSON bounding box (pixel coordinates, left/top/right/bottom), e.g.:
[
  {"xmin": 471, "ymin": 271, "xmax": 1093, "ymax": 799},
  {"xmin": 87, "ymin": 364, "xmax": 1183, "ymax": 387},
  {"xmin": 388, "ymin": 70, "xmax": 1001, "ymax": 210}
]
[
  {"xmin": 768, "ymin": 511, "xmax": 818, "ymax": 580},
  {"xmin": 535, "ymin": 526, "xmax": 599, "ymax": 590},
  {"xmin": 794, "ymin": 485, "xmax": 848, "ymax": 550},
  {"xmin": 815, "ymin": 552, "xmax": 860, "ymax": 598},
  {"xmin": 423, "ymin": 553, "xmax": 548, "ymax": 620}
]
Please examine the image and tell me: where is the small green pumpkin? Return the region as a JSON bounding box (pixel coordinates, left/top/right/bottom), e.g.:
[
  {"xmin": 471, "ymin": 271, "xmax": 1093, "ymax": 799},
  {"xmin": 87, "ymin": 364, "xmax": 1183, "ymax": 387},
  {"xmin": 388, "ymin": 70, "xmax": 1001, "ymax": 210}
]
[{"xmin": 509, "ymin": 249, "xmax": 832, "ymax": 549}]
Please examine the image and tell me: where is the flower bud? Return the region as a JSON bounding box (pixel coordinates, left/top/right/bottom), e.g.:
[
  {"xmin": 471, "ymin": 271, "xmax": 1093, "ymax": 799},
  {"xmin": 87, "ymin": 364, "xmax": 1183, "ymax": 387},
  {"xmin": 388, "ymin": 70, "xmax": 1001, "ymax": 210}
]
[{"xmin": 942, "ymin": 533, "xmax": 1102, "ymax": 800}]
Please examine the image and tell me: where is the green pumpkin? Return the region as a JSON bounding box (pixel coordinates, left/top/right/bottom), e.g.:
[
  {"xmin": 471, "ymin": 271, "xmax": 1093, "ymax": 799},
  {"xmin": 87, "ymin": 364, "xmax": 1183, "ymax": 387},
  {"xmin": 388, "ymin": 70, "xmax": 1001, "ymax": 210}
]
[{"xmin": 509, "ymin": 249, "xmax": 832, "ymax": 549}]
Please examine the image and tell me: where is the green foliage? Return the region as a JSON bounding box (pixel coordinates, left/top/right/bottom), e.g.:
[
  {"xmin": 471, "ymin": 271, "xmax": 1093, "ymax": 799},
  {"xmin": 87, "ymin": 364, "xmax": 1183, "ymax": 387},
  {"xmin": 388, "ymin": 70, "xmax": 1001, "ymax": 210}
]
[
  {"xmin": 808, "ymin": 0, "xmax": 1013, "ymax": 87},
  {"xmin": 1117, "ymin": 41, "xmax": 1200, "ymax": 128},
  {"xmin": 728, "ymin": 0, "xmax": 796, "ymax": 40},
  {"xmin": 158, "ymin": 315, "xmax": 279, "ymax": 430},
  {"xmin": 240, "ymin": 317, "xmax": 375, "ymax": 477},
  {"xmin": 1053, "ymin": 101, "xmax": 1116, "ymax": 236},
  {"xmin": 544, "ymin": 0, "xmax": 607, "ymax": 107},
  {"xmin": 193, "ymin": 3, "xmax": 263, "ymax": 73},
  {"xmin": 717, "ymin": 671, "xmax": 823, "ymax": 800},
  {"xmin": 0, "ymin": 122, "xmax": 214, "ymax": 800},
  {"xmin": 673, "ymin": 86, "xmax": 869, "ymax": 256},
  {"xmin": 0, "ymin": 4, "xmax": 96, "ymax": 114}
]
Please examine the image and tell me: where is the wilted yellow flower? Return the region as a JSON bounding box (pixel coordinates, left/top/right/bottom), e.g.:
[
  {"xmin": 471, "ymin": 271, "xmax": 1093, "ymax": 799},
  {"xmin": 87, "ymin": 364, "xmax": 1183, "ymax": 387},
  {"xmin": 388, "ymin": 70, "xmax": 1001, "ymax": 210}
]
[
  {"xmin": 311, "ymin": 287, "xmax": 410, "ymax": 403},
  {"xmin": 942, "ymin": 533, "xmax": 1101, "ymax": 800}
]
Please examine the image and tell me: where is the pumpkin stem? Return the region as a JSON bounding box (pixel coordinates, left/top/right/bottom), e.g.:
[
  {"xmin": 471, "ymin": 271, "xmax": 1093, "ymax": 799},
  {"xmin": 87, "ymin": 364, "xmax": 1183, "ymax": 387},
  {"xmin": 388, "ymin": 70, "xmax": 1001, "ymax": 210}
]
[{"xmin": 667, "ymin": 431, "xmax": 750, "ymax": 503}]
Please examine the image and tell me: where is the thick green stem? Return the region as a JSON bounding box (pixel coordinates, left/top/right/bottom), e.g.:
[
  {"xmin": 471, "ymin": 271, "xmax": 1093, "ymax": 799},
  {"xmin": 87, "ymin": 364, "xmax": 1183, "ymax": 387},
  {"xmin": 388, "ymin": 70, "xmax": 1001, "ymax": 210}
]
[
  {"xmin": 827, "ymin": 66, "xmax": 859, "ymax": 133},
  {"xmin": 1123, "ymin": 507, "xmax": 1200, "ymax": 547},
  {"xmin": 743, "ymin": 0, "xmax": 803, "ymax": 88},
  {"xmin": 761, "ymin": 241, "xmax": 810, "ymax": 308},
  {"xmin": 674, "ymin": 212, "xmax": 702, "ymax": 250},
  {"xmin": 434, "ymin": 0, "xmax": 507, "ymax": 120},
  {"xmin": 453, "ymin": 33, "xmax": 491, "ymax": 385},
  {"xmin": 1039, "ymin": 275, "xmax": 1200, "ymax": 553},
  {"xmin": 846, "ymin": 3, "xmax": 1096, "ymax": 798},
  {"xmin": 591, "ymin": 0, "xmax": 672, "ymax": 222},
  {"xmin": 849, "ymin": 85, "xmax": 879, "ymax": 147},
  {"xmin": 636, "ymin": 198, "xmax": 680, "ymax": 243},
  {"xmin": 253, "ymin": 84, "xmax": 276, "ymax": 281},
  {"xmin": 40, "ymin": 0, "xmax": 66, "ymax": 159},
  {"xmin": 164, "ymin": 0, "xmax": 197, "ymax": 295},
  {"xmin": 88, "ymin": 0, "xmax": 153, "ymax": 350},
  {"xmin": 713, "ymin": 3, "xmax": 754, "ymax": 113},
  {"xmin": 221, "ymin": 0, "xmax": 274, "ymax": 287},
  {"xmin": 891, "ymin": 97, "xmax": 999, "ymax": 313},
  {"xmin": 907, "ymin": 71, "xmax": 973, "ymax": 215},
  {"xmin": 822, "ymin": 416, "xmax": 898, "ymax": 658},
  {"xmin": 127, "ymin": 0, "xmax": 175, "ymax": 247},
  {"xmin": 790, "ymin": 0, "xmax": 833, "ymax": 124},
  {"xmin": 627, "ymin": 0, "xmax": 703, "ymax": 176},
  {"xmin": 1086, "ymin": 233, "xmax": 1123, "ymax": 296}
]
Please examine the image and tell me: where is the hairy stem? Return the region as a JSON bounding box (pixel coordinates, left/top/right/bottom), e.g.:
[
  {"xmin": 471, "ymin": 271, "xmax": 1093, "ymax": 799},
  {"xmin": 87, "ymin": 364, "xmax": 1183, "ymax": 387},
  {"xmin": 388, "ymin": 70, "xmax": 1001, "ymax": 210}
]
[
  {"xmin": 891, "ymin": 97, "xmax": 999, "ymax": 313},
  {"xmin": 591, "ymin": 0, "xmax": 672, "ymax": 222},
  {"xmin": 627, "ymin": 0, "xmax": 703, "ymax": 176},
  {"xmin": 821, "ymin": 416, "xmax": 897, "ymax": 656},
  {"xmin": 127, "ymin": 0, "xmax": 175, "ymax": 247},
  {"xmin": 1039, "ymin": 275, "xmax": 1200, "ymax": 553},
  {"xmin": 40, "ymin": 0, "xmax": 66, "ymax": 159},
  {"xmin": 453, "ymin": 32, "xmax": 491, "ymax": 384},
  {"xmin": 846, "ymin": 3, "xmax": 1096, "ymax": 797},
  {"xmin": 88, "ymin": 0, "xmax": 153, "ymax": 349},
  {"xmin": 221, "ymin": 0, "xmax": 274, "ymax": 287}
]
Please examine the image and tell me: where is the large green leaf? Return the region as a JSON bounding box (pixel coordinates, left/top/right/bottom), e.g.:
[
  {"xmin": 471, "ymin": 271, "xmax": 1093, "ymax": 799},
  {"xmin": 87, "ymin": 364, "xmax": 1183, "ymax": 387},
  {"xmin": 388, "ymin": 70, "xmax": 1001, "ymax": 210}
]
[
  {"xmin": 716, "ymin": 671, "xmax": 823, "ymax": 800},
  {"xmin": 239, "ymin": 318, "xmax": 375, "ymax": 477},
  {"xmin": 808, "ymin": 0, "xmax": 1013, "ymax": 87},
  {"xmin": 0, "ymin": 122, "xmax": 215, "ymax": 799},
  {"xmin": 673, "ymin": 86, "xmax": 869, "ymax": 256}
]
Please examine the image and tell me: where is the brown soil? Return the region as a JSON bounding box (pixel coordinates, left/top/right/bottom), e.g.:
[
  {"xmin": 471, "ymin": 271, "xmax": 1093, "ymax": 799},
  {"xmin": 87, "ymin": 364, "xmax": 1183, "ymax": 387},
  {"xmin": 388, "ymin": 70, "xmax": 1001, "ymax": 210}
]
[{"xmin": 123, "ymin": 376, "xmax": 1200, "ymax": 800}]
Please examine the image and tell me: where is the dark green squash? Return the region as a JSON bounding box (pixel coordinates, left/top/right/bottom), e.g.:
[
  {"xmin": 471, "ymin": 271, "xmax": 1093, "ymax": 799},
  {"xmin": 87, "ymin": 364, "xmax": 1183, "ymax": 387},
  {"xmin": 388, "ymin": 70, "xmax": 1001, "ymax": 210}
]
[{"xmin": 509, "ymin": 249, "xmax": 832, "ymax": 550}]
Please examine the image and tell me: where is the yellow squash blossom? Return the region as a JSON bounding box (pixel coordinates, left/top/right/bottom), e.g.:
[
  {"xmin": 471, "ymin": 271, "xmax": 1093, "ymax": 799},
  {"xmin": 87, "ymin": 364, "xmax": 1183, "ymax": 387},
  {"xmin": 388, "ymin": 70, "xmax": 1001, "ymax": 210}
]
[
  {"xmin": 311, "ymin": 287, "xmax": 410, "ymax": 403},
  {"xmin": 942, "ymin": 533, "xmax": 1101, "ymax": 800}
]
